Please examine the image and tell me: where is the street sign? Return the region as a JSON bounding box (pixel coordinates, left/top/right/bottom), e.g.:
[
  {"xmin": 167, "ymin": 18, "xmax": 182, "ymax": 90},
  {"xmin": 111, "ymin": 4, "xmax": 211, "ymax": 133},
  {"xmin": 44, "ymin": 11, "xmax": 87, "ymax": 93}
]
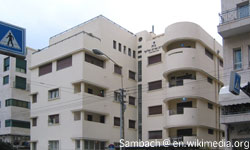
[
  {"xmin": 108, "ymin": 144, "xmax": 115, "ymax": 150},
  {"xmin": 229, "ymin": 71, "xmax": 241, "ymax": 95},
  {"xmin": 0, "ymin": 21, "xmax": 26, "ymax": 57}
]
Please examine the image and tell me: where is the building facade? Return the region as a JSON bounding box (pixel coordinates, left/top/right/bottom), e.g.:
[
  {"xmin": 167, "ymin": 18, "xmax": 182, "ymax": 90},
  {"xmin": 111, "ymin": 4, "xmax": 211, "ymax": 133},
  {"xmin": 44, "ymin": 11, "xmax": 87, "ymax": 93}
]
[
  {"xmin": 218, "ymin": 0, "xmax": 250, "ymax": 149},
  {"xmin": 0, "ymin": 47, "xmax": 35, "ymax": 149},
  {"xmin": 30, "ymin": 15, "xmax": 223, "ymax": 150}
]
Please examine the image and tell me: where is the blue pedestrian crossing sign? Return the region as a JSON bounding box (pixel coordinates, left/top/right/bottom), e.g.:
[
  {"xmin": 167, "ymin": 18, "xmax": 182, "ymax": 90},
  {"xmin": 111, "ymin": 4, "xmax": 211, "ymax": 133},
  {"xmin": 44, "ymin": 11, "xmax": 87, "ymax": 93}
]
[
  {"xmin": 229, "ymin": 71, "xmax": 241, "ymax": 95},
  {"xmin": 0, "ymin": 21, "xmax": 26, "ymax": 57}
]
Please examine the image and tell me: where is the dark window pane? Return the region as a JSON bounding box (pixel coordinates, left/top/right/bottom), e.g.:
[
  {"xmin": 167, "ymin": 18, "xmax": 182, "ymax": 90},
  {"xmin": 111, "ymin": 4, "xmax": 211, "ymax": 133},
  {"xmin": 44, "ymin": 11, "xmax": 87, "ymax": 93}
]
[
  {"xmin": 114, "ymin": 117, "xmax": 120, "ymax": 126},
  {"xmin": 148, "ymin": 80, "xmax": 162, "ymax": 91},
  {"xmin": 129, "ymin": 71, "xmax": 136, "ymax": 80},
  {"xmin": 129, "ymin": 96, "xmax": 135, "ymax": 105},
  {"xmin": 16, "ymin": 58, "xmax": 27, "ymax": 73},
  {"xmin": 4, "ymin": 57, "xmax": 10, "ymax": 71},
  {"xmin": 205, "ymin": 48, "xmax": 214, "ymax": 60},
  {"xmin": 85, "ymin": 54, "xmax": 104, "ymax": 68},
  {"xmin": 39, "ymin": 63, "xmax": 52, "ymax": 76},
  {"xmin": 129, "ymin": 120, "xmax": 136, "ymax": 129},
  {"xmin": 148, "ymin": 105, "xmax": 162, "ymax": 115},
  {"xmin": 148, "ymin": 54, "xmax": 161, "ymax": 65},
  {"xmin": 57, "ymin": 56, "xmax": 72, "ymax": 71},
  {"xmin": 114, "ymin": 64, "xmax": 122, "ymax": 75},
  {"xmin": 149, "ymin": 130, "xmax": 162, "ymax": 139},
  {"xmin": 113, "ymin": 40, "xmax": 116, "ymax": 49},
  {"xmin": 15, "ymin": 76, "xmax": 26, "ymax": 90}
]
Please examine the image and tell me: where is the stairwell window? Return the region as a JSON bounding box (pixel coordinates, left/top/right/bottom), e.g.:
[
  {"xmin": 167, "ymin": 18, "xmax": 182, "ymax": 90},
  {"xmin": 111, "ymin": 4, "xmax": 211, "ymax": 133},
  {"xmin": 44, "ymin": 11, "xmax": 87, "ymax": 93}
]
[
  {"xmin": 48, "ymin": 88, "xmax": 59, "ymax": 100},
  {"xmin": 32, "ymin": 118, "xmax": 37, "ymax": 127},
  {"xmin": 118, "ymin": 43, "xmax": 122, "ymax": 52},
  {"xmin": 128, "ymin": 48, "xmax": 131, "ymax": 56},
  {"xmin": 3, "ymin": 57, "xmax": 10, "ymax": 71},
  {"xmin": 32, "ymin": 93, "xmax": 37, "ymax": 103},
  {"xmin": 113, "ymin": 40, "xmax": 116, "ymax": 49},
  {"xmin": 233, "ymin": 48, "xmax": 242, "ymax": 70}
]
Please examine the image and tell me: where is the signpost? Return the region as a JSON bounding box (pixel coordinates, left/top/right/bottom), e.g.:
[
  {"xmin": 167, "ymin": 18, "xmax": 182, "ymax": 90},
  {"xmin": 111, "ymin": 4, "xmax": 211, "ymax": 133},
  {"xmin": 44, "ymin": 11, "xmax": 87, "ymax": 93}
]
[
  {"xmin": 0, "ymin": 21, "xmax": 26, "ymax": 58},
  {"xmin": 229, "ymin": 71, "xmax": 241, "ymax": 95}
]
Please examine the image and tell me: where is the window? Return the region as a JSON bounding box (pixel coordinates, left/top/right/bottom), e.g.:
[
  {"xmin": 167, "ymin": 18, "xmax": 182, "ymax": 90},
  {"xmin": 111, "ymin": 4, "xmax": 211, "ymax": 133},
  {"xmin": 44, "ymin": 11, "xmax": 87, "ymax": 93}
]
[
  {"xmin": 16, "ymin": 58, "xmax": 27, "ymax": 73},
  {"xmin": 237, "ymin": 2, "xmax": 249, "ymax": 19},
  {"xmin": 148, "ymin": 105, "xmax": 162, "ymax": 115},
  {"xmin": 85, "ymin": 54, "xmax": 104, "ymax": 68},
  {"xmin": 87, "ymin": 115, "xmax": 93, "ymax": 121},
  {"xmin": 129, "ymin": 70, "xmax": 136, "ymax": 80},
  {"xmin": 5, "ymin": 119, "xmax": 30, "ymax": 128},
  {"xmin": 129, "ymin": 96, "xmax": 135, "ymax": 105},
  {"xmin": 148, "ymin": 80, "xmax": 162, "ymax": 91},
  {"xmin": 74, "ymin": 111, "xmax": 81, "ymax": 121},
  {"xmin": 138, "ymin": 55, "xmax": 142, "ymax": 59},
  {"xmin": 15, "ymin": 76, "xmax": 26, "ymax": 90},
  {"xmin": 87, "ymin": 88, "xmax": 93, "ymax": 94},
  {"xmin": 118, "ymin": 43, "xmax": 122, "ymax": 52},
  {"xmin": 100, "ymin": 115, "xmax": 105, "ymax": 123},
  {"xmin": 3, "ymin": 75, "xmax": 9, "ymax": 85},
  {"xmin": 3, "ymin": 57, "xmax": 10, "ymax": 71},
  {"xmin": 39, "ymin": 63, "xmax": 52, "ymax": 76},
  {"xmin": 233, "ymin": 48, "xmax": 242, "ymax": 70},
  {"xmin": 208, "ymin": 103, "xmax": 213, "ymax": 109},
  {"xmin": 128, "ymin": 48, "xmax": 131, "ymax": 56},
  {"xmin": 75, "ymin": 140, "xmax": 81, "ymax": 150},
  {"xmin": 74, "ymin": 83, "xmax": 81, "ymax": 93},
  {"xmin": 133, "ymin": 50, "xmax": 136, "ymax": 58},
  {"xmin": 129, "ymin": 120, "xmax": 136, "ymax": 129},
  {"xmin": 207, "ymin": 77, "xmax": 213, "ymax": 84},
  {"xmin": 84, "ymin": 140, "xmax": 105, "ymax": 150},
  {"xmin": 32, "ymin": 142, "xmax": 37, "ymax": 150},
  {"xmin": 49, "ymin": 89, "xmax": 59, "ymax": 100},
  {"xmin": 32, "ymin": 93, "xmax": 37, "ymax": 103},
  {"xmin": 220, "ymin": 59, "xmax": 223, "ymax": 67},
  {"xmin": 32, "ymin": 118, "xmax": 37, "ymax": 127},
  {"xmin": 208, "ymin": 129, "xmax": 214, "ymax": 135},
  {"xmin": 148, "ymin": 130, "xmax": 162, "ymax": 139},
  {"xmin": 5, "ymin": 99, "xmax": 30, "ymax": 109},
  {"xmin": 114, "ymin": 117, "xmax": 120, "ymax": 126},
  {"xmin": 138, "ymin": 61, "xmax": 142, "ymax": 82},
  {"xmin": 138, "ymin": 51, "xmax": 142, "ymax": 54},
  {"xmin": 138, "ymin": 45, "xmax": 142, "ymax": 49},
  {"xmin": 148, "ymin": 54, "xmax": 161, "ymax": 65},
  {"xmin": 49, "ymin": 141, "xmax": 59, "ymax": 150},
  {"xmin": 0, "ymin": 101, "xmax": 1, "ymax": 108},
  {"xmin": 114, "ymin": 91, "xmax": 120, "ymax": 102},
  {"xmin": 138, "ymin": 37, "xmax": 143, "ymax": 42},
  {"xmin": 48, "ymin": 114, "xmax": 59, "ymax": 125},
  {"xmin": 123, "ymin": 46, "xmax": 126, "ymax": 54},
  {"xmin": 113, "ymin": 40, "xmax": 116, "ymax": 49},
  {"xmin": 57, "ymin": 55, "xmax": 72, "ymax": 71},
  {"xmin": 205, "ymin": 48, "xmax": 213, "ymax": 60},
  {"xmin": 114, "ymin": 64, "xmax": 122, "ymax": 75}
]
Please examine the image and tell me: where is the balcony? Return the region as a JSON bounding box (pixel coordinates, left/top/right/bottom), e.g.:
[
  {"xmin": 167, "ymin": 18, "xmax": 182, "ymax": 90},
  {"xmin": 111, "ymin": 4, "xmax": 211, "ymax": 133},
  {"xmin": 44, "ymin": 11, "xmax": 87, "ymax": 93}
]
[
  {"xmin": 218, "ymin": 4, "xmax": 250, "ymax": 37},
  {"xmin": 170, "ymin": 136, "xmax": 197, "ymax": 144},
  {"xmin": 166, "ymin": 108, "xmax": 198, "ymax": 128}
]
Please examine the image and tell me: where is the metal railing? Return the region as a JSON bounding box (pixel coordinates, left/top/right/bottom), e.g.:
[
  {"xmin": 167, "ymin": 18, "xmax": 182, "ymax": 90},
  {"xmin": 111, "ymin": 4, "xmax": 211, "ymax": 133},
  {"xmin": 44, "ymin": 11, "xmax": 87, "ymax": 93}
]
[{"xmin": 219, "ymin": 4, "xmax": 250, "ymax": 24}]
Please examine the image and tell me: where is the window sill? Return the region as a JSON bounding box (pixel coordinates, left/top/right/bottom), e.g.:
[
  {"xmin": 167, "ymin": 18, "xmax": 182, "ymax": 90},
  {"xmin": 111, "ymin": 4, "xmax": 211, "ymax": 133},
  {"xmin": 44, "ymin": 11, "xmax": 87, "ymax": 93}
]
[
  {"xmin": 147, "ymin": 114, "xmax": 163, "ymax": 117},
  {"xmin": 147, "ymin": 88, "xmax": 163, "ymax": 93},
  {"xmin": 128, "ymin": 78, "xmax": 137, "ymax": 82},
  {"xmin": 128, "ymin": 127, "xmax": 137, "ymax": 131},
  {"xmin": 48, "ymin": 97, "xmax": 60, "ymax": 101},
  {"xmin": 48, "ymin": 123, "xmax": 60, "ymax": 126}
]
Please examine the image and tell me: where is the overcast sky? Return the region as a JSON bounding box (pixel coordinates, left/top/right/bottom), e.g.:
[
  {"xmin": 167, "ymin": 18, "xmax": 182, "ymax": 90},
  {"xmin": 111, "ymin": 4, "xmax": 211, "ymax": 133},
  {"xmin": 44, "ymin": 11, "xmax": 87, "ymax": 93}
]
[{"xmin": 0, "ymin": 0, "xmax": 222, "ymax": 49}]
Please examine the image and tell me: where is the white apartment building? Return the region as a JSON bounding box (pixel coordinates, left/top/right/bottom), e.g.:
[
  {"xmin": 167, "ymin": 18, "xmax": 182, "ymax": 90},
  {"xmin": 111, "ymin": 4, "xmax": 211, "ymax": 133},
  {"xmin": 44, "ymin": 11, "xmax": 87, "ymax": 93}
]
[
  {"xmin": 30, "ymin": 15, "xmax": 223, "ymax": 150},
  {"xmin": 218, "ymin": 0, "xmax": 250, "ymax": 149},
  {"xmin": 0, "ymin": 47, "xmax": 35, "ymax": 149}
]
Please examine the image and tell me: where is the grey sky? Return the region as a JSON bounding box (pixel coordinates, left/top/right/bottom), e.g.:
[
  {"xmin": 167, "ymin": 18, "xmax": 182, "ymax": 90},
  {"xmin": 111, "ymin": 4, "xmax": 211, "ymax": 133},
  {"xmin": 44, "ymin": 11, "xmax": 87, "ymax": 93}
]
[{"xmin": 0, "ymin": 0, "xmax": 222, "ymax": 49}]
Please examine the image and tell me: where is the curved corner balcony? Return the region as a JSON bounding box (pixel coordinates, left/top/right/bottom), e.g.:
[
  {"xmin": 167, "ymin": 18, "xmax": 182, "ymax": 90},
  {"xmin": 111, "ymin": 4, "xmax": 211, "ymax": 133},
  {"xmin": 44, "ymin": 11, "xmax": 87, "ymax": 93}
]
[
  {"xmin": 164, "ymin": 78, "xmax": 216, "ymax": 103},
  {"xmin": 163, "ymin": 47, "xmax": 214, "ymax": 79},
  {"xmin": 166, "ymin": 107, "xmax": 198, "ymax": 128}
]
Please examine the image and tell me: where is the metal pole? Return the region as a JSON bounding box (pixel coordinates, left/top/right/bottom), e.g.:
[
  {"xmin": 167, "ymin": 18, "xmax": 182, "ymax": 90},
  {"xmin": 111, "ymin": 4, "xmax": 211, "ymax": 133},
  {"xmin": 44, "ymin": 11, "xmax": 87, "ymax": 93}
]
[{"xmin": 120, "ymin": 75, "xmax": 125, "ymax": 150}]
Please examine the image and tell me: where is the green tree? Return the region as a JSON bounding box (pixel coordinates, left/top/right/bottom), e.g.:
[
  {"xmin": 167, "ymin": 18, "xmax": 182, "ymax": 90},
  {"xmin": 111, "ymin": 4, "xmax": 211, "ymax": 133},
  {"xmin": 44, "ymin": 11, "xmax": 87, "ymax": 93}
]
[{"xmin": 0, "ymin": 141, "xmax": 17, "ymax": 150}]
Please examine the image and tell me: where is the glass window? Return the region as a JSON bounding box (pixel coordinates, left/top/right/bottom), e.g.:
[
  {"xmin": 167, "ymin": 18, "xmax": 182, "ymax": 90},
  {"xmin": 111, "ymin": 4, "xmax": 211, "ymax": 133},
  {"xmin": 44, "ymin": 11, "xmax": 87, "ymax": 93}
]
[
  {"xmin": 238, "ymin": 3, "xmax": 249, "ymax": 19},
  {"xmin": 48, "ymin": 89, "xmax": 59, "ymax": 99},
  {"xmin": 114, "ymin": 91, "xmax": 120, "ymax": 102},
  {"xmin": 148, "ymin": 130, "xmax": 162, "ymax": 139},
  {"xmin": 32, "ymin": 118, "xmax": 37, "ymax": 127},
  {"xmin": 148, "ymin": 54, "xmax": 161, "ymax": 65},
  {"xmin": 114, "ymin": 117, "xmax": 120, "ymax": 126},
  {"xmin": 5, "ymin": 119, "xmax": 30, "ymax": 128},
  {"xmin": 205, "ymin": 48, "xmax": 213, "ymax": 60},
  {"xmin": 75, "ymin": 140, "xmax": 80, "ymax": 150},
  {"xmin": 128, "ymin": 48, "xmax": 131, "ymax": 56},
  {"xmin": 208, "ymin": 129, "xmax": 214, "ymax": 135},
  {"xmin": 85, "ymin": 54, "xmax": 104, "ymax": 68},
  {"xmin": 207, "ymin": 77, "xmax": 213, "ymax": 84},
  {"xmin": 16, "ymin": 58, "xmax": 27, "ymax": 73},
  {"xmin": 118, "ymin": 43, "xmax": 122, "ymax": 52},
  {"xmin": 148, "ymin": 105, "xmax": 162, "ymax": 115},
  {"xmin": 133, "ymin": 50, "xmax": 136, "ymax": 58},
  {"xmin": 57, "ymin": 55, "xmax": 72, "ymax": 71},
  {"xmin": 129, "ymin": 70, "xmax": 136, "ymax": 80},
  {"xmin": 3, "ymin": 75, "xmax": 9, "ymax": 85},
  {"xmin": 39, "ymin": 63, "xmax": 52, "ymax": 76},
  {"xmin": 129, "ymin": 120, "xmax": 136, "ymax": 129},
  {"xmin": 208, "ymin": 103, "xmax": 213, "ymax": 109},
  {"xmin": 113, "ymin": 40, "xmax": 116, "ymax": 49},
  {"xmin": 129, "ymin": 96, "xmax": 135, "ymax": 105},
  {"xmin": 74, "ymin": 111, "xmax": 81, "ymax": 121},
  {"xmin": 114, "ymin": 64, "xmax": 122, "ymax": 75},
  {"xmin": 32, "ymin": 94, "xmax": 37, "ymax": 103},
  {"xmin": 123, "ymin": 46, "xmax": 126, "ymax": 54},
  {"xmin": 148, "ymin": 80, "xmax": 162, "ymax": 91},
  {"xmin": 32, "ymin": 142, "xmax": 37, "ymax": 150},
  {"xmin": 3, "ymin": 57, "xmax": 10, "ymax": 71},
  {"xmin": 48, "ymin": 114, "xmax": 59, "ymax": 125},
  {"xmin": 233, "ymin": 48, "xmax": 242, "ymax": 70},
  {"xmin": 5, "ymin": 99, "xmax": 30, "ymax": 109},
  {"xmin": 49, "ymin": 141, "xmax": 59, "ymax": 150},
  {"xmin": 15, "ymin": 76, "xmax": 26, "ymax": 90},
  {"xmin": 138, "ymin": 61, "xmax": 142, "ymax": 82}
]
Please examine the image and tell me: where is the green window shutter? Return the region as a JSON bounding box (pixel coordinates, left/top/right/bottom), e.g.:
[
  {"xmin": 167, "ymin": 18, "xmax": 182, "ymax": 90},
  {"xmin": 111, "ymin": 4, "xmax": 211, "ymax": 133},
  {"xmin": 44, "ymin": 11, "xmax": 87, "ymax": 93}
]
[
  {"xmin": 16, "ymin": 58, "xmax": 27, "ymax": 72},
  {"xmin": 15, "ymin": 76, "xmax": 26, "ymax": 90}
]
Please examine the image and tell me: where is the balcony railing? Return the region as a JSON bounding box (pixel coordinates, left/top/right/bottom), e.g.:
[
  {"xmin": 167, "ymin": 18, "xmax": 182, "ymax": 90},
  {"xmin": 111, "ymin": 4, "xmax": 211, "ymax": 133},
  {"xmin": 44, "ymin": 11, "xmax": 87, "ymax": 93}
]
[{"xmin": 219, "ymin": 4, "xmax": 250, "ymax": 24}]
